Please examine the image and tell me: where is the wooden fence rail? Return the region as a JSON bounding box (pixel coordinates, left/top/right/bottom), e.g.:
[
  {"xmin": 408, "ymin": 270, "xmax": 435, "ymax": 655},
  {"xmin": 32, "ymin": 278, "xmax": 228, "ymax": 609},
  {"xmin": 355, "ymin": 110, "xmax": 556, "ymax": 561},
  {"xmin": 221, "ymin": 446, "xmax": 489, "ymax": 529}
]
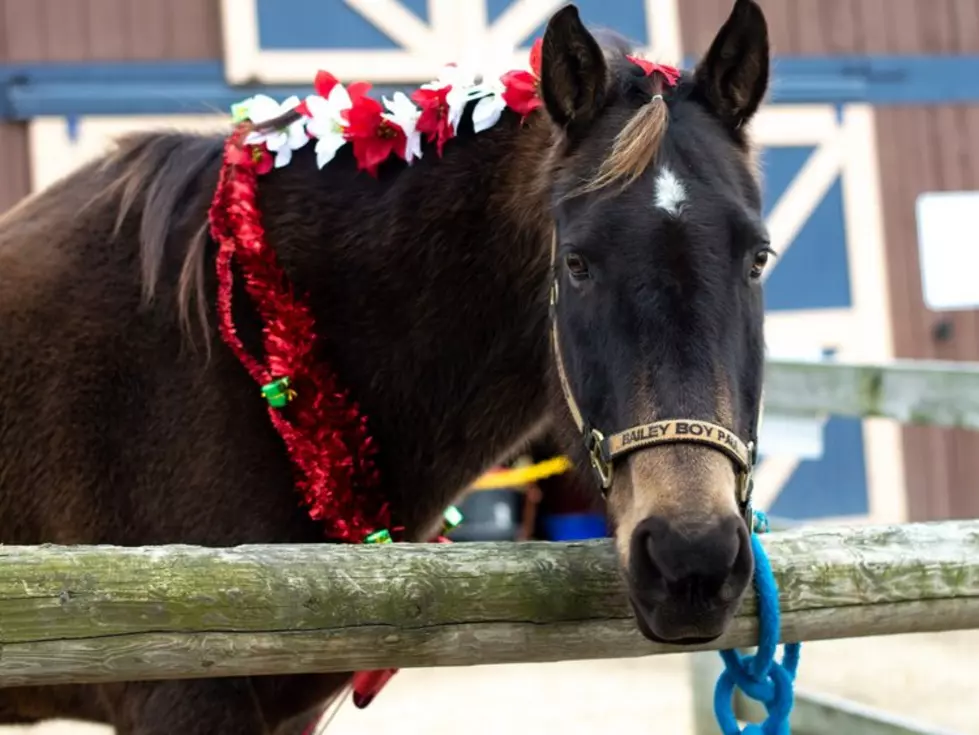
[
  {"xmin": 0, "ymin": 520, "xmax": 977, "ymax": 688},
  {"xmin": 764, "ymin": 358, "xmax": 979, "ymax": 430},
  {"xmin": 689, "ymin": 514, "xmax": 973, "ymax": 735}
]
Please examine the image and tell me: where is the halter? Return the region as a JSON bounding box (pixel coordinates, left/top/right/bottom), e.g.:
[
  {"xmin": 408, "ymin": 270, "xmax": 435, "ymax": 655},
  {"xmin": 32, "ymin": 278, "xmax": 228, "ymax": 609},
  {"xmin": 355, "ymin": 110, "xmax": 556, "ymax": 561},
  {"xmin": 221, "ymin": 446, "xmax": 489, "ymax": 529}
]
[{"xmin": 547, "ymin": 233, "xmax": 760, "ymax": 522}]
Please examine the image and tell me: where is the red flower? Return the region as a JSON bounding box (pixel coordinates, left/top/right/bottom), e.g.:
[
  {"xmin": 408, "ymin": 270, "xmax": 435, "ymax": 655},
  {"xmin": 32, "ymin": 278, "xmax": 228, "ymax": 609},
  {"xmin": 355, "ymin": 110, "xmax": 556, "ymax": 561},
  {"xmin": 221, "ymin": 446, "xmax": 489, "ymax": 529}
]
[
  {"xmin": 529, "ymin": 36, "xmax": 542, "ymax": 77},
  {"xmin": 626, "ymin": 55, "xmax": 681, "ymax": 88},
  {"xmin": 502, "ymin": 37, "xmax": 544, "ymax": 118},
  {"xmin": 342, "ymin": 85, "xmax": 407, "ymax": 177},
  {"xmin": 227, "ymin": 142, "xmax": 274, "ymax": 175},
  {"xmin": 411, "ymin": 85, "xmax": 455, "ymax": 156},
  {"xmin": 314, "ymin": 70, "xmax": 340, "ymax": 98}
]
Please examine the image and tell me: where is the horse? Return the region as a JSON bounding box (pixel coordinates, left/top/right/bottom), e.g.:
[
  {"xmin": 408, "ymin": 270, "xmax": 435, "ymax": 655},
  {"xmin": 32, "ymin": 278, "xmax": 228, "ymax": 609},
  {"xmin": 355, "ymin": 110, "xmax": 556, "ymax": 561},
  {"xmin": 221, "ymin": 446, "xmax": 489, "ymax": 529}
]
[{"xmin": 0, "ymin": 0, "xmax": 772, "ymax": 732}]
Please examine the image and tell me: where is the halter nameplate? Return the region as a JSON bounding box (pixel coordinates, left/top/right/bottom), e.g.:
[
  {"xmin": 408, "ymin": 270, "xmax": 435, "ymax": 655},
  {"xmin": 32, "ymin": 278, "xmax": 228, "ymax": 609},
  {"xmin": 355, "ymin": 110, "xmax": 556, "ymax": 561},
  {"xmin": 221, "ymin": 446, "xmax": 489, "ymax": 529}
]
[{"xmin": 604, "ymin": 419, "xmax": 751, "ymax": 468}]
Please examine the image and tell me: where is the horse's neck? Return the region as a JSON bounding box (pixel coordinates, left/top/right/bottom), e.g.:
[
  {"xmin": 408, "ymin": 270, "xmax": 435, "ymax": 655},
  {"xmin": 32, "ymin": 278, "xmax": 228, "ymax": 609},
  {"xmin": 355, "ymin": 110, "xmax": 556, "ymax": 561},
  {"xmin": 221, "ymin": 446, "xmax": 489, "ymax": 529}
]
[{"xmin": 257, "ymin": 118, "xmax": 557, "ymax": 533}]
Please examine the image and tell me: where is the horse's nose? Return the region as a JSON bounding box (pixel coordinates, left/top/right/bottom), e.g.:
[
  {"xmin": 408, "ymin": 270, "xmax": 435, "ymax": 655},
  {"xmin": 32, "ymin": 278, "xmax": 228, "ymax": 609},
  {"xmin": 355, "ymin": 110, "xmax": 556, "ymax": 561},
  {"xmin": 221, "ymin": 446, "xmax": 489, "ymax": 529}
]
[{"xmin": 628, "ymin": 514, "xmax": 753, "ymax": 641}]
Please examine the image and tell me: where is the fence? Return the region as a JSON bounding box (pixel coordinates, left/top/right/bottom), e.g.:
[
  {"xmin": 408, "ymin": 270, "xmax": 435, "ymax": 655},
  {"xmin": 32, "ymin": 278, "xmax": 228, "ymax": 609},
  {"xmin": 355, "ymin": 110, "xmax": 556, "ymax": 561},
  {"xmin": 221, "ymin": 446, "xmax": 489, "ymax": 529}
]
[
  {"xmin": 1, "ymin": 355, "xmax": 978, "ymax": 735},
  {"xmin": 762, "ymin": 356, "xmax": 979, "ymax": 430},
  {"xmin": 0, "ymin": 519, "xmax": 976, "ymax": 688},
  {"xmin": 689, "ymin": 355, "xmax": 979, "ymax": 735}
]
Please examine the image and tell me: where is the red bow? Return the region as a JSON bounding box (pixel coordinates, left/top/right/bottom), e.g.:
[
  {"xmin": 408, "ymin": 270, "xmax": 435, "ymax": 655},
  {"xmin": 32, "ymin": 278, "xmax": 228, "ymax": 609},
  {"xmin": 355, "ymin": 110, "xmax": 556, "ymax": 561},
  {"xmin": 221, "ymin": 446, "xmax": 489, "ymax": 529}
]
[{"xmin": 626, "ymin": 55, "xmax": 681, "ymax": 87}]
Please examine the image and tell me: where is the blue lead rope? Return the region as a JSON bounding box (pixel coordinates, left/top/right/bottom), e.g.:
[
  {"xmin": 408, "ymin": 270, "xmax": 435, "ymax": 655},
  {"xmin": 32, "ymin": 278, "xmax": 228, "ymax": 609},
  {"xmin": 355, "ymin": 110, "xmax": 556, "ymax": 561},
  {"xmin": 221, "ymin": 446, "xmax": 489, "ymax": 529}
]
[{"xmin": 713, "ymin": 510, "xmax": 801, "ymax": 734}]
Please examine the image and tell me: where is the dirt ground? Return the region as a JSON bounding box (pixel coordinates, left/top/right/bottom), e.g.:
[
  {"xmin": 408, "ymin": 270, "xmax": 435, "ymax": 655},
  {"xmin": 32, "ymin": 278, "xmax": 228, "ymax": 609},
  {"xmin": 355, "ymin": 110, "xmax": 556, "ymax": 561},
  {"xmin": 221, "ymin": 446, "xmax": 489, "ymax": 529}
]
[{"xmin": 7, "ymin": 629, "xmax": 978, "ymax": 734}]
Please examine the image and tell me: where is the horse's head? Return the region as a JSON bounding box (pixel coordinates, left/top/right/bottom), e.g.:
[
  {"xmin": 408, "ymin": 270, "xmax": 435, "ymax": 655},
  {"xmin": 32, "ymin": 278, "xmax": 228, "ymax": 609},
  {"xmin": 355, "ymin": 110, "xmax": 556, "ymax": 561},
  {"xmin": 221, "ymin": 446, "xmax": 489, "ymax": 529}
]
[{"xmin": 539, "ymin": 0, "xmax": 771, "ymax": 644}]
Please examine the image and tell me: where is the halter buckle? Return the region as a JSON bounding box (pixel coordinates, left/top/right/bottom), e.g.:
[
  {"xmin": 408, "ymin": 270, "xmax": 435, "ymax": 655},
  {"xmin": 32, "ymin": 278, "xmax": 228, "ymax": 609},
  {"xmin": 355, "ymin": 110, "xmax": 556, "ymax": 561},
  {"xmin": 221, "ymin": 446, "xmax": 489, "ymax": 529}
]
[
  {"xmin": 737, "ymin": 440, "xmax": 756, "ymax": 522},
  {"xmin": 585, "ymin": 428, "xmax": 613, "ymax": 490}
]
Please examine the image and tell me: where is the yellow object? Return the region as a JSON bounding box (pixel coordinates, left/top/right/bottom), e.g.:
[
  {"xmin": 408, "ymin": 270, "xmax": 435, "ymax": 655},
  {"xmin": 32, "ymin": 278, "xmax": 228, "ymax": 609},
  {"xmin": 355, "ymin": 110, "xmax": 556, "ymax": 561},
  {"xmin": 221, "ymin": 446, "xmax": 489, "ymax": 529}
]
[{"xmin": 470, "ymin": 456, "xmax": 573, "ymax": 490}]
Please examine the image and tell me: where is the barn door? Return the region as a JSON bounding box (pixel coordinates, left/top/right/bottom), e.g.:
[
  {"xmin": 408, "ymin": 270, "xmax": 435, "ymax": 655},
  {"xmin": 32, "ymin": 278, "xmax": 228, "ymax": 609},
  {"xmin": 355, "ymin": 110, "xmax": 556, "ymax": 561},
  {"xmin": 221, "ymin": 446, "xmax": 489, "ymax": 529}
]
[{"xmin": 751, "ymin": 104, "xmax": 905, "ymax": 524}]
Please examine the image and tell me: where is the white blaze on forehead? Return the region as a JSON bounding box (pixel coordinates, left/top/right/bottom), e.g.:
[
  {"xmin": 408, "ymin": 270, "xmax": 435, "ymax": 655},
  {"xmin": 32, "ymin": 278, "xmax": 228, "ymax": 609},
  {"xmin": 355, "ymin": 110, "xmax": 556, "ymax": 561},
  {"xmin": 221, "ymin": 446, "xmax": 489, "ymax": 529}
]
[{"xmin": 654, "ymin": 166, "xmax": 687, "ymax": 216}]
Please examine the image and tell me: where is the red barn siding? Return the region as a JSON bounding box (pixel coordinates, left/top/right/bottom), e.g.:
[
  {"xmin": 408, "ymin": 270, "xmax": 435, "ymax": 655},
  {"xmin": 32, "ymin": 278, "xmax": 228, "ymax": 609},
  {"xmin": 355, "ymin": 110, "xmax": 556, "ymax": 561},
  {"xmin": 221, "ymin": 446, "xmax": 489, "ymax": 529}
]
[
  {"xmin": 680, "ymin": 0, "xmax": 979, "ymax": 56},
  {"xmin": 680, "ymin": 0, "xmax": 979, "ymax": 521},
  {"xmin": 0, "ymin": 0, "xmax": 222, "ymax": 61},
  {"xmin": 876, "ymin": 106, "xmax": 979, "ymax": 521},
  {"xmin": 0, "ymin": 123, "xmax": 30, "ymax": 212},
  {"xmin": 1, "ymin": 1, "xmax": 978, "ymax": 521}
]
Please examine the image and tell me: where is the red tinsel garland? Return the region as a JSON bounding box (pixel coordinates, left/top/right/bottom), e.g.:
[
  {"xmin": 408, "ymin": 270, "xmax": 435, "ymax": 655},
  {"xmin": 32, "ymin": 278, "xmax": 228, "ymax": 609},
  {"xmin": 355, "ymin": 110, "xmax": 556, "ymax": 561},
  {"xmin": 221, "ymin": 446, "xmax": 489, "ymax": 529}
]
[
  {"xmin": 207, "ymin": 124, "xmax": 387, "ymax": 544},
  {"xmin": 208, "ymin": 125, "xmax": 453, "ymax": 725}
]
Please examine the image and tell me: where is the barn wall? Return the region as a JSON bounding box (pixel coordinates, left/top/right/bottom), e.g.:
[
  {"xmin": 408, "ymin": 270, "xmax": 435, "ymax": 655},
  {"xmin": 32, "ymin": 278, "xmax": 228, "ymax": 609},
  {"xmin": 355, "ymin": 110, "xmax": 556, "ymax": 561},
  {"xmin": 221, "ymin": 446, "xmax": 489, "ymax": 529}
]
[
  {"xmin": 684, "ymin": 0, "xmax": 979, "ymax": 521},
  {"xmin": 0, "ymin": 123, "xmax": 29, "ymax": 211},
  {"xmin": 876, "ymin": 106, "xmax": 979, "ymax": 520},
  {"xmin": 1, "ymin": 0, "xmax": 978, "ymax": 519},
  {"xmin": 680, "ymin": 0, "xmax": 979, "ymax": 56},
  {"xmin": 0, "ymin": 0, "xmax": 222, "ymax": 61}
]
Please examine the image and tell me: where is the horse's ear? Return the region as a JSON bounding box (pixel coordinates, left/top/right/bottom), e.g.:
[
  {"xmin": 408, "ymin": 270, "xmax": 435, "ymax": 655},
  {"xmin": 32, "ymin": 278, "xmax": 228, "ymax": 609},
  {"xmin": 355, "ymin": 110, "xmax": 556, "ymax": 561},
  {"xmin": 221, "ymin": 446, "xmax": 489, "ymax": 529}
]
[
  {"xmin": 693, "ymin": 0, "xmax": 770, "ymax": 133},
  {"xmin": 539, "ymin": 4, "xmax": 609, "ymax": 138}
]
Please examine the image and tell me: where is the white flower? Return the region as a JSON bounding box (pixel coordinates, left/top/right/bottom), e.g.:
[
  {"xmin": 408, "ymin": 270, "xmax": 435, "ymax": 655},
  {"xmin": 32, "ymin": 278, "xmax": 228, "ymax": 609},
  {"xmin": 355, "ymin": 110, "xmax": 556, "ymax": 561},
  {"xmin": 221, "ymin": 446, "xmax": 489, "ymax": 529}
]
[
  {"xmin": 421, "ymin": 63, "xmax": 478, "ymax": 134},
  {"xmin": 305, "ymin": 83, "xmax": 354, "ymax": 169},
  {"xmin": 242, "ymin": 94, "xmax": 310, "ymax": 168},
  {"xmin": 469, "ymin": 76, "xmax": 508, "ymax": 134},
  {"xmin": 382, "ymin": 91, "xmax": 423, "ymax": 164}
]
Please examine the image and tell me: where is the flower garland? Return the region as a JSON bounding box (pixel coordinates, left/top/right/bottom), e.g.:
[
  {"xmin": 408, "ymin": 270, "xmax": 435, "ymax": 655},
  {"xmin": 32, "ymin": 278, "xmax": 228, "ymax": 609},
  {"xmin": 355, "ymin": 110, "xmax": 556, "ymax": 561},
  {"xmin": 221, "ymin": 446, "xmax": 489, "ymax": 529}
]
[
  {"xmin": 230, "ymin": 39, "xmax": 546, "ymax": 178},
  {"xmin": 210, "ymin": 41, "xmax": 679, "ymax": 720}
]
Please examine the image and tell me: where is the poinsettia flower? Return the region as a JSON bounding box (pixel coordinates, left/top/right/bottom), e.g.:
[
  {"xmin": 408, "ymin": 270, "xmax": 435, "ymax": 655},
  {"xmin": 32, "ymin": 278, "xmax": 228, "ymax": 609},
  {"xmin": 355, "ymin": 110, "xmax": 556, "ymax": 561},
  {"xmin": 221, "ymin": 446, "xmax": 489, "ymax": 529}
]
[
  {"xmin": 314, "ymin": 69, "xmax": 341, "ymax": 98},
  {"xmin": 410, "ymin": 85, "xmax": 455, "ymax": 156},
  {"xmin": 242, "ymin": 94, "xmax": 310, "ymax": 169},
  {"xmin": 501, "ymin": 37, "xmax": 544, "ymax": 118},
  {"xmin": 342, "ymin": 86, "xmax": 408, "ymax": 177},
  {"xmin": 626, "ymin": 55, "xmax": 681, "ymax": 87},
  {"xmin": 419, "ymin": 63, "xmax": 478, "ymax": 134},
  {"xmin": 382, "ymin": 92, "xmax": 423, "ymax": 163},
  {"xmin": 305, "ymin": 80, "xmax": 355, "ymax": 169}
]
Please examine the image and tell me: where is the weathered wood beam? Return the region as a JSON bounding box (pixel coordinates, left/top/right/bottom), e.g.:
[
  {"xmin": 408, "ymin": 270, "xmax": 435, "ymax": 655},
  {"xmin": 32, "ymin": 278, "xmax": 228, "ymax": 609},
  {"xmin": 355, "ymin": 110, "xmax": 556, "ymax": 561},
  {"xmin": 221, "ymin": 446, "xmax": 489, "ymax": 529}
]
[
  {"xmin": 765, "ymin": 358, "xmax": 979, "ymax": 430},
  {"xmin": 0, "ymin": 521, "xmax": 977, "ymax": 687}
]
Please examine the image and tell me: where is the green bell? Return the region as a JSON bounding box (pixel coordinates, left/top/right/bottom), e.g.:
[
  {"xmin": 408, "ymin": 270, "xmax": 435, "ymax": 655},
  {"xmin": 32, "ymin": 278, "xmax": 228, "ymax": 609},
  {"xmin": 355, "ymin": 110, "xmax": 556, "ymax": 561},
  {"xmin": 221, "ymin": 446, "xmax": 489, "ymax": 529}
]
[
  {"xmin": 442, "ymin": 505, "xmax": 464, "ymax": 531},
  {"xmin": 364, "ymin": 529, "xmax": 392, "ymax": 544},
  {"xmin": 261, "ymin": 377, "xmax": 295, "ymax": 408}
]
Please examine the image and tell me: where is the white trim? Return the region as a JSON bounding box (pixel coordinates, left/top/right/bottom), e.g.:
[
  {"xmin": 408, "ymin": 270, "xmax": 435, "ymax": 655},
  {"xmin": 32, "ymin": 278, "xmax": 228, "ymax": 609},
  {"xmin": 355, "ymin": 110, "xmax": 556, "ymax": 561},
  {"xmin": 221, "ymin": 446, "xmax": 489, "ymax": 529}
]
[
  {"xmin": 484, "ymin": 0, "xmax": 562, "ymax": 53},
  {"xmin": 27, "ymin": 115, "xmax": 229, "ymax": 193},
  {"xmin": 752, "ymin": 104, "xmax": 906, "ymax": 525},
  {"xmin": 220, "ymin": 0, "xmax": 683, "ymax": 85},
  {"xmin": 762, "ymin": 132, "xmax": 845, "ymax": 277},
  {"xmin": 220, "ymin": 0, "xmax": 261, "ymax": 85},
  {"xmin": 751, "ymin": 106, "xmax": 842, "ymax": 147},
  {"xmin": 344, "ymin": 0, "xmax": 439, "ymax": 54},
  {"xmin": 752, "ymin": 456, "xmax": 803, "ymax": 513},
  {"xmin": 648, "ymin": 0, "xmax": 683, "ymax": 63},
  {"xmin": 838, "ymin": 105, "xmax": 907, "ymax": 524},
  {"xmin": 763, "ymin": 309, "xmax": 854, "ymax": 351}
]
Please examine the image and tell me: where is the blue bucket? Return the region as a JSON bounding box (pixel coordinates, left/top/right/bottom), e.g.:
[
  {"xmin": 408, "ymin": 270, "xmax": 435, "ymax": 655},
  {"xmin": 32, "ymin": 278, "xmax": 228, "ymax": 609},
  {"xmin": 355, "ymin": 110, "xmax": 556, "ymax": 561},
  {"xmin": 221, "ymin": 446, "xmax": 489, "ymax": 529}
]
[{"xmin": 541, "ymin": 512, "xmax": 609, "ymax": 541}]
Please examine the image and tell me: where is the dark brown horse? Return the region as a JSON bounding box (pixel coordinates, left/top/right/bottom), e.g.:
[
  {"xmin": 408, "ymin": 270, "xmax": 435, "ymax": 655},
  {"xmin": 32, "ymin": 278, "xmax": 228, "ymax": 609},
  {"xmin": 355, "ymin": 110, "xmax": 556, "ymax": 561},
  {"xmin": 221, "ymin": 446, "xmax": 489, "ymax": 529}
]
[{"xmin": 0, "ymin": 1, "xmax": 772, "ymax": 732}]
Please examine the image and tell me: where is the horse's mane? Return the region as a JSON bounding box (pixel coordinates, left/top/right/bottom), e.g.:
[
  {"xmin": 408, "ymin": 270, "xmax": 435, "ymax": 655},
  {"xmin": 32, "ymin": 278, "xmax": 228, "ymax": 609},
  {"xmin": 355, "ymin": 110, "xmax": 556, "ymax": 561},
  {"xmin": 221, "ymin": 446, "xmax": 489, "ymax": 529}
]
[
  {"xmin": 83, "ymin": 28, "xmax": 672, "ymax": 344},
  {"xmin": 87, "ymin": 130, "xmax": 225, "ymax": 339}
]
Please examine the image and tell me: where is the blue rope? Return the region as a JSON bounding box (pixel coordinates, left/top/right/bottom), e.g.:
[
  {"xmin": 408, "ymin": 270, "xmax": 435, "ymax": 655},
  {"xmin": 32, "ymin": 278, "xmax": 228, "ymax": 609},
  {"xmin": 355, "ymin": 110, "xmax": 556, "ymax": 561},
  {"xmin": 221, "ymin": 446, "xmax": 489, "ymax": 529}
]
[{"xmin": 712, "ymin": 510, "xmax": 801, "ymax": 734}]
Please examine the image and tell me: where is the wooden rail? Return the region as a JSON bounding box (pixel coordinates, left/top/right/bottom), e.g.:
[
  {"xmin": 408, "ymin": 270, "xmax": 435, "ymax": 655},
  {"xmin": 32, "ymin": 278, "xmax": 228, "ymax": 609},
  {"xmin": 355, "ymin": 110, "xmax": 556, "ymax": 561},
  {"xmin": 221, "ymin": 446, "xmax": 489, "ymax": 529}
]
[
  {"xmin": 0, "ymin": 520, "xmax": 977, "ymax": 687},
  {"xmin": 689, "ymin": 514, "xmax": 973, "ymax": 735},
  {"xmin": 764, "ymin": 358, "xmax": 979, "ymax": 430}
]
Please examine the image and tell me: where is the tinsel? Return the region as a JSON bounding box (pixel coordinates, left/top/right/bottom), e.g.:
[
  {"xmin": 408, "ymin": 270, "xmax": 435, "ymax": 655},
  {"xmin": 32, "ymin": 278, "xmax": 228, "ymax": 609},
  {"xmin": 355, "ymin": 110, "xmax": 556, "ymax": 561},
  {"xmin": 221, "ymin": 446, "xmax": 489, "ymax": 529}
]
[{"xmin": 207, "ymin": 124, "xmax": 388, "ymax": 544}]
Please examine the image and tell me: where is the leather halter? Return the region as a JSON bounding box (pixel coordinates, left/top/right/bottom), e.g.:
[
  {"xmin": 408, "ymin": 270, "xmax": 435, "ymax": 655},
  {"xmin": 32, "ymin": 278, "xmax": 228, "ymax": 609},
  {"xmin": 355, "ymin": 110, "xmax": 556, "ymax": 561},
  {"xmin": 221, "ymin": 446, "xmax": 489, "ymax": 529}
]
[{"xmin": 547, "ymin": 233, "xmax": 760, "ymax": 521}]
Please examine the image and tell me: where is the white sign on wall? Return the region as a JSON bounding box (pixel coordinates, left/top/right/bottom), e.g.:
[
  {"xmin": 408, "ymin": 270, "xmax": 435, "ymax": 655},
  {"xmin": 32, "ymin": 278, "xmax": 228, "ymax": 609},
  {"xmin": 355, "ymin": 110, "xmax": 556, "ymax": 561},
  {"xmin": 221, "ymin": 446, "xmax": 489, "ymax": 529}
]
[{"xmin": 915, "ymin": 190, "xmax": 979, "ymax": 312}]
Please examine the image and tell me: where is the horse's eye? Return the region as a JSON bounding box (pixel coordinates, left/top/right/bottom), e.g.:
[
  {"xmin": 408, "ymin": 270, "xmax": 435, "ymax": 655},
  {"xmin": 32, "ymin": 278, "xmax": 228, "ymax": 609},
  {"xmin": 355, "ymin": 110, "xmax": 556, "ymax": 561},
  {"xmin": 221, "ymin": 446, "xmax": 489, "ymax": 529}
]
[
  {"xmin": 750, "ymin": 248, "xmax": 774, "ymax": 279},
  {"xmin": 565, "ymin": 252, "xmax": 590, "ymax": 280}
]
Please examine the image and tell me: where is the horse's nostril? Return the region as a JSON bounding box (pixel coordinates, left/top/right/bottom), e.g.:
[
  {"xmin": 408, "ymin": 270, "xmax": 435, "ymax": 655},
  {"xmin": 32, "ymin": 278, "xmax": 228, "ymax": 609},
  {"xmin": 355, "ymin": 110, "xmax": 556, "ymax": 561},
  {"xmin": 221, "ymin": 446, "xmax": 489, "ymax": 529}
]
[
  {"xmin": 631, "ymin": 525, "xmax": 669, "ymax": 602},
  {"xmin": 629, "ymin": 514, "xmax": 752, "ymax": 605}
]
